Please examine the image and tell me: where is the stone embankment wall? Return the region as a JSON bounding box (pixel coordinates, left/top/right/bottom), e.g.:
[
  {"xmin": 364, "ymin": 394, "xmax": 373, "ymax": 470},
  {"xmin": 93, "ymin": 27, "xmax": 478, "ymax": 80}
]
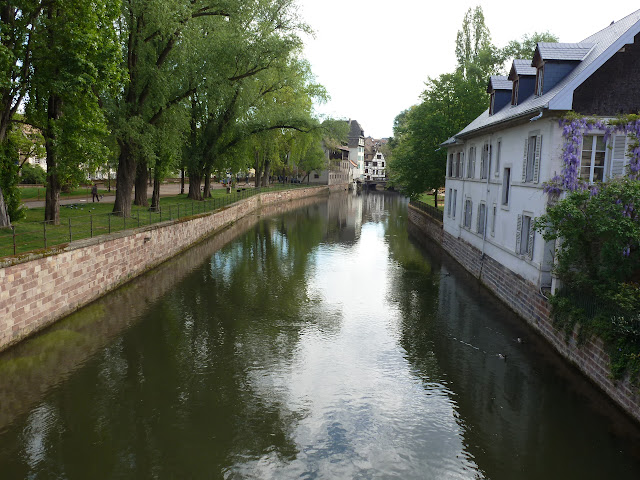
[
  {"xmin": 0, "ymin": 186, "xmax": 331, "ymax": 352},
  {"xmin": 408, "ymin": 204, "xmax": 640, "ymax": 423}
]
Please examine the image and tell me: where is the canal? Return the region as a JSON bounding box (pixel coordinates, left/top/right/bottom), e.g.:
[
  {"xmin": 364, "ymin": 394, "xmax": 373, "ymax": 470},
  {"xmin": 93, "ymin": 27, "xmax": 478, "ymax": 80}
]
[{"xmin": 1, "ymin": 192, "xmax": 640, "ymax": 479}]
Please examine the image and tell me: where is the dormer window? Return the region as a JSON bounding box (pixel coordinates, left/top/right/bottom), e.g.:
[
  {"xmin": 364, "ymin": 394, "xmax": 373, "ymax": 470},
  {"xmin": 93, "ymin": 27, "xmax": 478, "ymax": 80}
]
[
  {"xmin": 535, "ymin": 65, "xmax": 544, "ymax": 96},
  {"xmin": 489, "ymin": 92, "xmax": 496, "ymax": 115},
  {"xmin": 511, "ymin": 79, "xmax": 519, "ymax": 105}
]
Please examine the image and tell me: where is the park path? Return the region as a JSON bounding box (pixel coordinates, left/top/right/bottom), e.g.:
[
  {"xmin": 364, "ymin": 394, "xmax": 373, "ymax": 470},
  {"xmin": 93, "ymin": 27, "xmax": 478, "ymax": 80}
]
[{"xmin": 21, "ymin": 182, "xmax": 235, "ymax": 208}]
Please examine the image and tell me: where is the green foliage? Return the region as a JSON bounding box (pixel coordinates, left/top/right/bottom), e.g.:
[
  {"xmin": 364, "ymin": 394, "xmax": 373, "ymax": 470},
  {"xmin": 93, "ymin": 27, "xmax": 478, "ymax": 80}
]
[
  {"xmin": 389, "ymin": 6, "xmax": 558, "ymax": 200},
  {"xmin": 389, "ymin": 68, "xmax": 489, "ymax": 199},
  {"xmin": 0, "ymin": 143, "xmax": 23, "ymax": 222},
  {"xmin": 537, "ymin": 178, "xmax": 640, "ymax": 380},
  {"xmin": 20, "ymin": 163, "xmax": 46, "ymax": 185},
  {"xmin": 501, "ymin": 32, "xmax": 559, "ymax": 66}
]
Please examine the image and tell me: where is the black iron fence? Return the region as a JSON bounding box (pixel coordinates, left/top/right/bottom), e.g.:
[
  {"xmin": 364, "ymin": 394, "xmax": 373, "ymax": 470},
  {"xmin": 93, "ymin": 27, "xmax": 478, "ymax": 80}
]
[
  {"xmin": 0, "ymin": 184, "xmax": 307, "ymax": 258},
  {"xmin": 409, "ymin": 199, "xmax": 443, "ymax": 222}
]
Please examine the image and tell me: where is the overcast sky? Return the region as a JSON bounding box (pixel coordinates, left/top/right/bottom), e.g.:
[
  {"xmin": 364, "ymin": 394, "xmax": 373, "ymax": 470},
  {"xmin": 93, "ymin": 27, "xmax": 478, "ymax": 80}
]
[{"xmin": 297, "ymin": 0, "xmax": 637, "ymax": 139}]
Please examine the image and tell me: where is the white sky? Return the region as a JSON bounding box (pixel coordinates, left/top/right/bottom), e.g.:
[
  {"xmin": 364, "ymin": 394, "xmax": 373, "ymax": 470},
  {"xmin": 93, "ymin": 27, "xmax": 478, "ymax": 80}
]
[{"xmin": 297, "ymin": 0, "xmax": 637, "ymax": 139}]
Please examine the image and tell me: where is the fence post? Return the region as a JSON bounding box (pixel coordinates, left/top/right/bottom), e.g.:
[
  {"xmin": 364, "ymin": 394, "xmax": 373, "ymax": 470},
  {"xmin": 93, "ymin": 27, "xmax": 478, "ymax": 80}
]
[
  {"xmin": 43, "ymin": 222, "xmax": 47, "ymax": 249},
  {"xmin": 159, "ymin": 207, "xmax": 162, "ymax": 222},
  {"xmin": 177, "ymin": 205, "xmax": 180, "ymax": 219},
  {"xmin": 192, "ymin": 201, "xmax": 194, "ymax": 216},
  {"xmin": 137, "ymin": 213, "xmax": 140, "ymax": 228},
  {"xmin": 108, "ymin": 214, "xmax": 111, "ymax": 234},
  {"xmin": 90, "ymin": 214, "xmax": 93, "ymax": 238},
  {"xmin": 12, "ymin": 225, "xmax": 16, "ymax": 255},
  {"xmin": 68, "ymin": 218, "xmax": 72, "ymax": 243}
]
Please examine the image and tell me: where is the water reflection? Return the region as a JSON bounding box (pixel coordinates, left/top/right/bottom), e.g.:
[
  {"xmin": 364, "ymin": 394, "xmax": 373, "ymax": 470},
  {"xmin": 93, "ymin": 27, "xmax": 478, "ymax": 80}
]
[{"xmin": 0, "ymin": 192, "xmax": 639, "ymax": 479}]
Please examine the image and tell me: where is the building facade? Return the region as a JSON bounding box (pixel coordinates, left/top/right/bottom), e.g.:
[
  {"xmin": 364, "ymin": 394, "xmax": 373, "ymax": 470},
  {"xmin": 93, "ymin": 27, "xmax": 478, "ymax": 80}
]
[{"xmin": 443, "ymin": 10, "xmax": 640, "ymax": 293}]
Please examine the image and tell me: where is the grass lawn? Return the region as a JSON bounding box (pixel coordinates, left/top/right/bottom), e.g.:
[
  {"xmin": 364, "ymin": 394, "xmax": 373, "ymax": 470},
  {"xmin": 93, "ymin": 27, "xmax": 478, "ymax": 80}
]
[
  {"xmin": 1, "ymin": 184, "xmax": 284, "ymax": 257},
  {"xmin": 417, "ymin": 192, "xmax": 445, "ymax": 211},
  {"xmin": 18, "ymin": 185, "xmax": 111, "ymax": 201}
]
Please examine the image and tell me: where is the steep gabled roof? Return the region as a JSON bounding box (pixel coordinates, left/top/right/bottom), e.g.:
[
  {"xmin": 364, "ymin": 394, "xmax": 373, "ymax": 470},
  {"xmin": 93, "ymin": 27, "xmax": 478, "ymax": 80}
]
[
  {"xmin": 533, "ymin": 42, "xmax": 594, "ymax": 64},
  {"xmin": 451, "ymin": 8, "xmax": 640, "ymax": 140},
  {"xmin": 509, "ymin": 59, "xmax": 537, "ymax": 80},
  {"xmin": 487, "ymin": 75, "xmax": 512, "ymax": 92}
]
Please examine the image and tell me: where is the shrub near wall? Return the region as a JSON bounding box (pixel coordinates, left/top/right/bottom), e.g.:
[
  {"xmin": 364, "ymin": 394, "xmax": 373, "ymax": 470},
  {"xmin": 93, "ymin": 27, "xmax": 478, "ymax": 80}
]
[{"xmin": 0, "ymin": 187, "xmax": 328, "ymax": 352}]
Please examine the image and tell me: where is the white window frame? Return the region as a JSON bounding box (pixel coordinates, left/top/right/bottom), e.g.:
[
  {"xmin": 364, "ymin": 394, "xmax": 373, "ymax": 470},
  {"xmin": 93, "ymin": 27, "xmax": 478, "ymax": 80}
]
[
  {"xmin": 463, "ymin": 198, "xmax": 473, "ymax": 229},
  {"xmin": 580, "ymin": 134, "xmax": 608, "ymax": 183},
  {"xmin": 494, "ymin": 139, "xmax": 502, "ymax": 176},
  {"xmin": 452, "ymin": 189, "xmax": 457, "ymax": 219},
  {"xmin": 516, "ymin": 213, "xmax": 535, "ymax": 260},
  {"xmin": 522, "ymin": 133, "xmax": 541, "ymax": 183},
  {"xmin": 511, "ymin": 78, "xmax": 519, "ymax": 105},
  {"xmin": 467, "ymin": 146, "xmax": 475, "ymax": 179},
  {"xmin": 477, "ymin": 202, "xmax": 487, "ymax": 235},
  {"xmin": 535, "ymin": 65, "xmax": 544, "ymax": 96},
  {"xmin": 502, "ymin": 167, "xmax": 511, "ymax": 206}
]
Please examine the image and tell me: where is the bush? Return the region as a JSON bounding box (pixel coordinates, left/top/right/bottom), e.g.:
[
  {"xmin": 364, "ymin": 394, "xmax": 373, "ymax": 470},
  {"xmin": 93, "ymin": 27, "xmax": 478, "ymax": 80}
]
[
  {"xmin": 537, "ymin": 178, "xmax": 640, "ymax": 380},
  {"xmin": 20, "ymin": 162, "xmax": 47, "ymax": 185}
]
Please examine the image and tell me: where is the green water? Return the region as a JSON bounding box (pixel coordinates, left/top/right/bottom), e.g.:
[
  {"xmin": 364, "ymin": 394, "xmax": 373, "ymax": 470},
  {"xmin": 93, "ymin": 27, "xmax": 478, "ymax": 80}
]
[{"xmin": 0, "ymin": 192, "xmax": 639, "ymax": 479}]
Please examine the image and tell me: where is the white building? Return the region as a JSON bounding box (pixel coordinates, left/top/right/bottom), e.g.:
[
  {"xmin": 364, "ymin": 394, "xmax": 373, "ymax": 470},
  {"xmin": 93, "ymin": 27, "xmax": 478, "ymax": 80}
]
[
  {"xmin": 364, "ymin": 137, "xmax": 388, "ymax": 182},
  {"xmin": 443, "ymin": 10, "xmax": 640, "ymax": 293},
  {"xmin": 348, "ymin": 120, "xmax": 365, "ymax": 183}
]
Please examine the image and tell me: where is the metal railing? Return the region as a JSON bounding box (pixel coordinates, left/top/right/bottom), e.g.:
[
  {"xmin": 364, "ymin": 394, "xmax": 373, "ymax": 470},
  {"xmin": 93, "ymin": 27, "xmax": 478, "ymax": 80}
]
[
  {"xmin": 0, "ymin": 184, "xmax": 308, "ymax": 258},
  {"xmin": 409, "ymin": 199, "xmax": 444, "ymax": 222}
]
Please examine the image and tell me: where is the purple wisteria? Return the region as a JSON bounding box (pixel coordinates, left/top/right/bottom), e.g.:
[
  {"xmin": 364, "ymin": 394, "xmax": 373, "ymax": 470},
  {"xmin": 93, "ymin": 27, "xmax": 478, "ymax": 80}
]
[{"xmin": 544, "ymin": 116, "xmax": 640, "ymax": 195}]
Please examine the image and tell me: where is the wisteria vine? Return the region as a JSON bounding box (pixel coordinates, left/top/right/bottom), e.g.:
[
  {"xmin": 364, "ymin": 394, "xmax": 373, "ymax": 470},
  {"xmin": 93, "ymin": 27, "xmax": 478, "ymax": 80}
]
[
  {"xmin": 544, "ymin": 115, "xmax": 640, "ymax": 196},
  {"xmin": 543, "ymin": 114, "xmax": 640, "ymax": 259}
]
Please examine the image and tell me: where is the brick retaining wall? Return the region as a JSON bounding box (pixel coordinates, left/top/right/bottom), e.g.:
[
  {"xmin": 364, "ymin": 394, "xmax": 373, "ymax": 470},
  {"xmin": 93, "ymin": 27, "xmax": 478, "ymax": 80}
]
[
  {"xmin": 408, "ymin": 204, "xmax": 640, "ymax": 423},
  {"xmin": 0, "ymin": 186, "xmax": 329, "ymax": 352}
]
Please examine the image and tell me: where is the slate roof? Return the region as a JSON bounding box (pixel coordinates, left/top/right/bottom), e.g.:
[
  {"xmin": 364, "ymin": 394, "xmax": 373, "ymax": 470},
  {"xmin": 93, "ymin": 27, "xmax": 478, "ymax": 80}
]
[
  {"xmin": 450, "ymin": 9, "xmax": 640, "ymax": 141},
  {"xmin": 488, "ymin": 76, "xmax": 512, "ymax": 92},
  {"xmin": 509, "ymin": 59, "xmax": 537, "ymax": 79},
  {"xmin": 534, "ymin": 42, "xmax": 594, "ymax": 62},
  {"xmin": 347, "ymin": 120, "xmax": 364, "ymax": 148}
]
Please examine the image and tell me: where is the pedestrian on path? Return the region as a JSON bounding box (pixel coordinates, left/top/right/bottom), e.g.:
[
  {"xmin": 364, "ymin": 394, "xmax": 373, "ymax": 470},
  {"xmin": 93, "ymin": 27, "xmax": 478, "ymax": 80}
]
[{"xmin": 92, "ymin": 184, "xmax": 100, "ymax": 202}]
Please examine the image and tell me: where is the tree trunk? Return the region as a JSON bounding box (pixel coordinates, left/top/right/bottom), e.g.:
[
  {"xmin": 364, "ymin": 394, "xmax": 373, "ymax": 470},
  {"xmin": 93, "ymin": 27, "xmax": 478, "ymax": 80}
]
[
  {"xmin": 203, "ymin": 167, "xmax": 211, "ymax": 198},
  {"xmin": 107, "ymin": 169, "xmax": 111, "ymax": 192},
  {"xmin": 134, "ymin": 160, "xmax": 148, "ymax": 206},
  {"xmin": 261, "ymin": 158, "xmax": 271, "ymax": 187},
  {"xmin": 0, "ymin": 186, "xmax": 10, "ymax": 227},
  {"xmin": 44, "ymin": 94, "xmax": 62, "ymax": 225},
  {"xmin": 254, "ymin": 149, "xmax": 262, "ymax": 188},
  {"xmin": 151, "ymin": 172, "xmax": 161, "ymax": 211},
  {"xmin": 187, "ymin": 166, "xmax": 203, "ymax": 201},
  {"xmin": 44, "ymin": 171, "xmax": 60, "ymax": 224},
  {"xmin": 113, "ymin": 141, "xmax": 135, "ymax": 216},
  {"xmin": 180, "ymin": 168, "xmax": 185, "ymax": 194}
]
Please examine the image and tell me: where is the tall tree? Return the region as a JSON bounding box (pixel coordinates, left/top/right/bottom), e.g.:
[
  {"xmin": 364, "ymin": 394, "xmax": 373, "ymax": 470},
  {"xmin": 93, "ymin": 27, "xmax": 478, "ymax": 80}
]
[
  {"xmin": 26, "ymin": 0, "xmax": 120, "ymax": 224},
  {"xmin": 0, "ymin": 2, "xmax": 43, "ymax": 226},
  {"xmin": 501, "ymin": 32, "xmax": 560, "ymax": 65}
]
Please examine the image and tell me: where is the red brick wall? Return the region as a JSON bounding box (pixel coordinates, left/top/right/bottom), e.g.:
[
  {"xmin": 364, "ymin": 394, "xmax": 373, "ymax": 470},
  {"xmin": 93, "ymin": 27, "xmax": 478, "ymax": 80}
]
[
  {"xmin": 409, "ymin": 207, "xmax": 640, "ymax": 423},
  {"xmin": 0, "ymin": 187, "xmax": 327, "ymax": 351}
]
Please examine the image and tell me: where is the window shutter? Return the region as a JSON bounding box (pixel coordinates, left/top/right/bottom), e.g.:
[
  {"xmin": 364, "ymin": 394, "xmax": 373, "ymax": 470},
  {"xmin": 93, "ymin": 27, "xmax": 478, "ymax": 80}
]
[
  {"xmin": 477, "ymin": 205, "xmax": 481, "ymax": 231},
  {"xmin": 472, "ymin": 148, "xmax": 476, "ymax": 178},
  {"xmin": 522, "ymin": 138, "xmax": 529, "ymax": 182},
  {"xmin": 610, "ymin": 135, "xmax": 627, "ymax": 177},
  {"xmin": 515, "ymin": 214, "xmax": 522, "ymax": 254},
  {"xmin": 527, "ymin": 223, "xmax": 535, "ymax": 260},
  {"xmin": 533, "ymin": 135, "xmax": 542, "ymax": 183},
  {"xmin": 461, "ymin": 152, "xmax": 465, "ymax": 178}
]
